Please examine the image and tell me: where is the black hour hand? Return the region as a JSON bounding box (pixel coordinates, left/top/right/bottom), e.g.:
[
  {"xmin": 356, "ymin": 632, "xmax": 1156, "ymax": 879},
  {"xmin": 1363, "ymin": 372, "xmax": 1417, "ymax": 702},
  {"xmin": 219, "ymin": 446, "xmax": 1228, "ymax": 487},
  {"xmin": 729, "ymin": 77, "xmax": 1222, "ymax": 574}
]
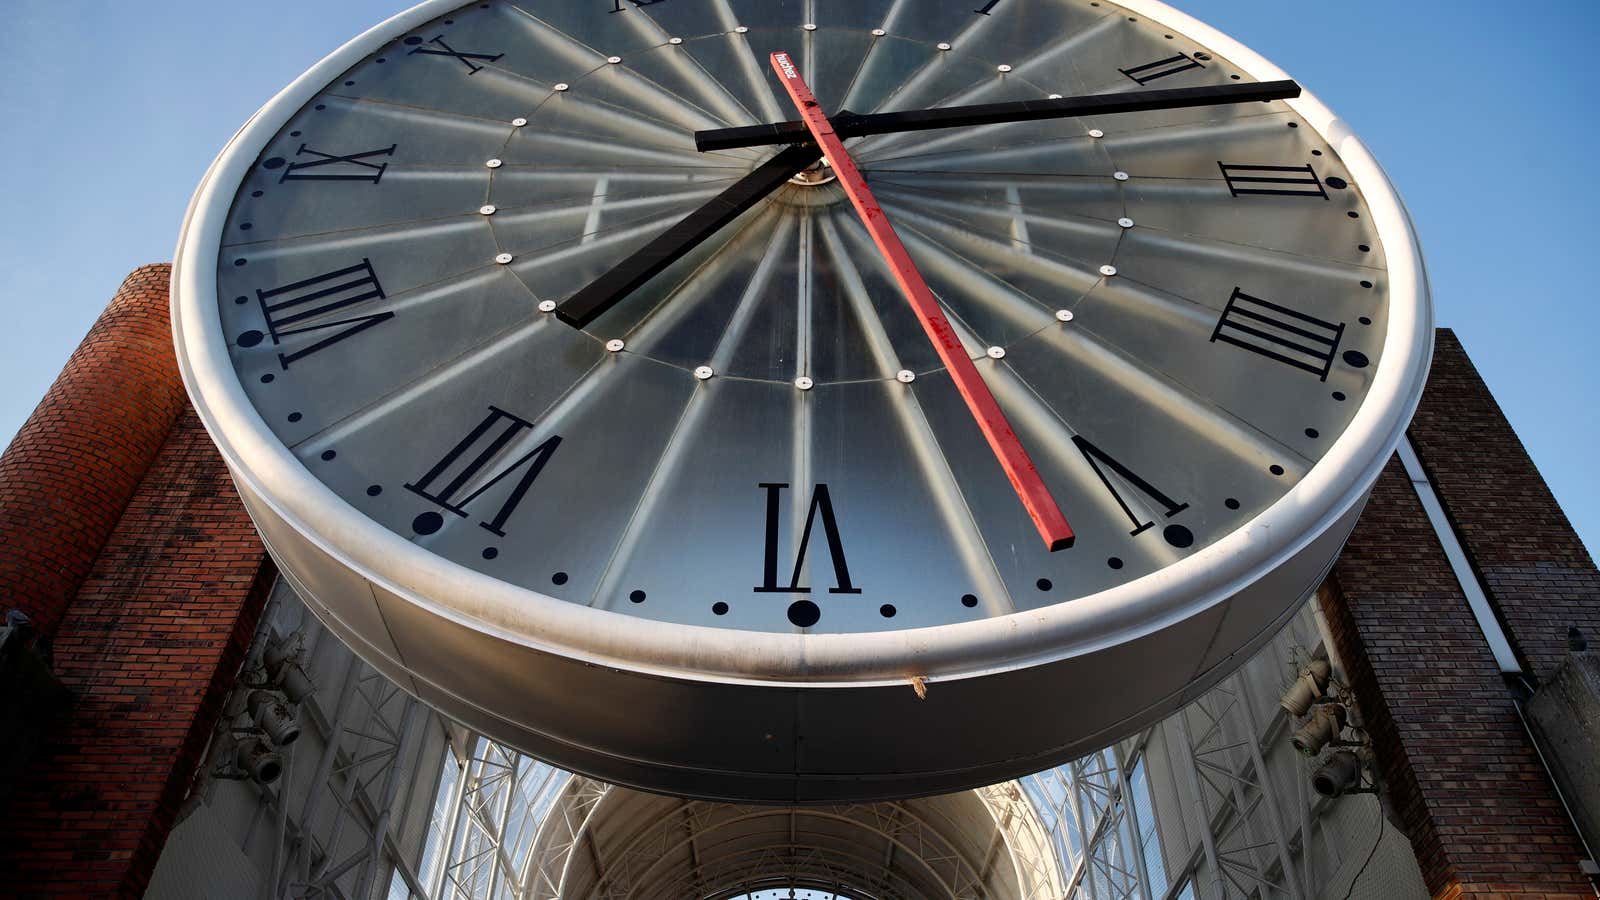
[{"xmin": 554, "ymin": 144, "xmax": 823, "ymax": 329}]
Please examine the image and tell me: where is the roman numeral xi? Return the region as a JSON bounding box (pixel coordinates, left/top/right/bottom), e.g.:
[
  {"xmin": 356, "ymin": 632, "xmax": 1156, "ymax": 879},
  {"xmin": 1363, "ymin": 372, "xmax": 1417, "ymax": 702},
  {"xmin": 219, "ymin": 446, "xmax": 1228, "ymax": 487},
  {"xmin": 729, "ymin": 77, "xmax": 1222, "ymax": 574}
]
[
  {"xmin": 1119, "ymin": 53, "xmax": 1205, "ymax": 85},
  {"xmin": 406, "ymin": 36, "xmax": 503, "ymax": 74}
]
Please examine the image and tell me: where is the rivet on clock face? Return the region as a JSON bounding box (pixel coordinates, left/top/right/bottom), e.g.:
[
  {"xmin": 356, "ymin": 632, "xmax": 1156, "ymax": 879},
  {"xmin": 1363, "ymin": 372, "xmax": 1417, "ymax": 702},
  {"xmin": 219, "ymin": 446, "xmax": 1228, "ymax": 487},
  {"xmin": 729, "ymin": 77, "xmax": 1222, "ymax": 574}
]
[
  {"xmin": 896, "ymin": 369, "xmax": 916, "ymax": 383},
  {"xmin": 1118, "ymin": 217, "xmax": 1135, "ymax": 228},
  {"xmin": 871, "ymin": 28, "xmax": 886, "ymax": 36},
  {"xmin": 486, "ymin": 158, "xmax": 503, "ymax": 169},
  {"xmin": 606, "ymin": 339, "xmax": 625, "ymax": 352},
  {"xmin": 554, "ymin": 83, "xmax": 570, "ymax": 92},
  {"xmin": 1113, "ymin": 170, "xmax": 1129, "ymax": 181},
  {"xmin": 694, "ymin": 365, "xmax": 715, "ymax": 380},
  {"xmin": 607, "ymin": 56, "xmax": 622, "ymax": 64},
  {"xmin": 735, "ymin": 26, "xmax": 749, "ymax": 33},
  {"xmin": 997, "ymin": 64, "xmax": 1013, "ymax": 73},
  {"xmin": 495, "ymin": 253, "xmax": 514, "ymax": 264},
  {"xmin": 480, "ymin": 205, "xmax": 497, "ymax": 215},
  {"xmin": 1100, "ymin": 265, "xmax": 1118, "ymax": 277},
  {"xmin": 1055, "ymin": 309, "xmax": 1075, "ymax": 323},
  {"xmin": 937, "ymin": 42, "xmax": 952, "ymax": 51},
  {"xmin": 511, "ymin": 117, "xmax": 527, "ymax": 127},
  {"xmin": 1090, "ymin": 129, "xmax": 1106, "ymax": 139},
  {"xmin": 803, "ymin": 23, "xmax": 817, "ymax": 31},
  {"xmin": 795, "ymin": 376, "xmax": 814, "ymax": 391},
  {"xmin": 669, "ymin": 37, "xmax": 683, "ymax": 45},
  {"xmin": 1049, "ymin": 93, "xmax": 1063, "ymax": 99},
  {"xmin": 986, "ymin": 346, "xmax": 1006, "ymax": 359},
  {"xmin": 538, "ymin": 300, "xmax": 556, "ymax": 313}
]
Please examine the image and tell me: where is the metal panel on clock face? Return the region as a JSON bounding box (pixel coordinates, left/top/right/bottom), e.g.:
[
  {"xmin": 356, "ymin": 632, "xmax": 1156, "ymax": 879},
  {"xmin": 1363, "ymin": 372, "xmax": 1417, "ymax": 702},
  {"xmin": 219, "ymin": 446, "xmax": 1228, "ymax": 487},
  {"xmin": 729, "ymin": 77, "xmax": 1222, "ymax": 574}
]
[{"xmin": 174, "ymin": 0, "xmax": 1432, "ymax": 801}]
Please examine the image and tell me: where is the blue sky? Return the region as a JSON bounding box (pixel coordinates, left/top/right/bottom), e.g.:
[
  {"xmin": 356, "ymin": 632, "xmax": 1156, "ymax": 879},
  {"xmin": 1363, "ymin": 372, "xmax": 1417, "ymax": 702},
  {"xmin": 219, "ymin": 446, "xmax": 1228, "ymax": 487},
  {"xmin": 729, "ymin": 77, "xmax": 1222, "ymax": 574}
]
[{"xmin": 2, "ymin": 1, "xmax": 1595, "ymax": 554}]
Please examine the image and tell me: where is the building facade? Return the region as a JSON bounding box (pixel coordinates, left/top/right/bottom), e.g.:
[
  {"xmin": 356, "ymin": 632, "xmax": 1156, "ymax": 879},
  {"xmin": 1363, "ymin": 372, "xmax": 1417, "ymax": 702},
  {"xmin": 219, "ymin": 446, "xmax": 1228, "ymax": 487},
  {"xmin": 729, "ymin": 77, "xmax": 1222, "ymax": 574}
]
[{"xmin": 0, "ymin": 267, "xmax": 1595, "ymax": 899}]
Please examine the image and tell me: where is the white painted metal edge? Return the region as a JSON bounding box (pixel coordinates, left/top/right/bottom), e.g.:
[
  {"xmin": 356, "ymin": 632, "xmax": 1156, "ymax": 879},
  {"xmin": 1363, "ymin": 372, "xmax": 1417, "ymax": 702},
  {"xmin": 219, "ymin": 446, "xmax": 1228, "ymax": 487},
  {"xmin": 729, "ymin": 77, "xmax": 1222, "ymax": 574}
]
[
  {"xmin": 1397, "ymin": 438, "xmax": 1520, "ymax": 673},
  {"xmin": 172, "ymin": 0, "xmax": 1433, "ymax": 686}
]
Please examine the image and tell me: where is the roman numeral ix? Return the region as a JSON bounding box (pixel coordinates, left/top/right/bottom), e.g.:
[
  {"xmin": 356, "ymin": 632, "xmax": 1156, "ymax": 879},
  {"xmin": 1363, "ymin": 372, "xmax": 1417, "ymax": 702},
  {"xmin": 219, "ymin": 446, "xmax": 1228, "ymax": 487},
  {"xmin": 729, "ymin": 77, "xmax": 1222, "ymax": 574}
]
[{"xmin": 278, "ymin": 143, "xmax": 397, "ymax": 184}]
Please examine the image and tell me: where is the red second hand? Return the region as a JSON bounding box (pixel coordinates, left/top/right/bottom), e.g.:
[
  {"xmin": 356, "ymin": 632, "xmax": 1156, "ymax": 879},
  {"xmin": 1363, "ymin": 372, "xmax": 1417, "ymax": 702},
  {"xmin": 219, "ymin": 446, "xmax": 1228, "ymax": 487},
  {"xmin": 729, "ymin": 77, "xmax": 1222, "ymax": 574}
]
[{"xmin": 769, "ymin": 51, "xmax": 1074, "ymax": 552}]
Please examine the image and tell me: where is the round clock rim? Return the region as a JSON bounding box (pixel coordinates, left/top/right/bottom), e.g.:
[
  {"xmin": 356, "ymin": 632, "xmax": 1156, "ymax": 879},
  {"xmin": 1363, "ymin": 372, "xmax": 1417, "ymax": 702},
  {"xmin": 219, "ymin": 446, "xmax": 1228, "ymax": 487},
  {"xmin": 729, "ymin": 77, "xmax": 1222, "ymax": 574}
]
[{"xmin": 172, "ymin": 0, "xmax": 1433, "ymax": 687}]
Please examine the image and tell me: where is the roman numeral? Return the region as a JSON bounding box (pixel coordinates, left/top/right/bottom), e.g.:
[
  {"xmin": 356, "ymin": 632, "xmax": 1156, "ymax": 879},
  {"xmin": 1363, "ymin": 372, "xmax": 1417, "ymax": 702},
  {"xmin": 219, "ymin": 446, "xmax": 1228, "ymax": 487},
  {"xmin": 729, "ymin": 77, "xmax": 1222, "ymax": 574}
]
[
  {"xmin": 1211, "ymin": 287, "xmax": 1345, "ymax": 381},
  {"xmin": 405, "ymin": 407, "xmax": 562, "ymax": 537},
  {"xmin": 610, "ymin": 0, "xmax": 669, "ymax": 11},
  {"xmin": 407, "ymin": 36, "xmax": 503, "ymax": 74},
  {"xmin": 754, "ymin": 483, "xmax": 861, "ymax": 595},
  {"xmin": 1218, "ymin": 162, "xmax": 1328, "ymax": 199},
  {"xmin": 1118, "ymin": 53, "xmax": 1205, "ymax": 85},
  {"xmin": 279, "ymin": 143, "xmax": 396, "ymax": 184},
  {"xmin": 974, "ymin": 0, "xmax": 1003, "ymax": 14},
  {"xmin": 1072, "ymin": 436, "xmax": 1190, "ymax": 538},
  {"xmin": 254, "ymin": 259, "xmax": 394, "ymax": 368}
]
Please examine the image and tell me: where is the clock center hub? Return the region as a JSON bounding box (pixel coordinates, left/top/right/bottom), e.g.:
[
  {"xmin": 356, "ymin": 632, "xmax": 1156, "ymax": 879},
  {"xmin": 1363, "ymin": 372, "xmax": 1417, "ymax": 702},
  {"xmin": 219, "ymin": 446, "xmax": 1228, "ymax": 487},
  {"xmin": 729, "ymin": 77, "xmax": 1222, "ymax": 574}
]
[{"xmin": 789, "ymin": 157, "xmax": 837, "ymax": 186}]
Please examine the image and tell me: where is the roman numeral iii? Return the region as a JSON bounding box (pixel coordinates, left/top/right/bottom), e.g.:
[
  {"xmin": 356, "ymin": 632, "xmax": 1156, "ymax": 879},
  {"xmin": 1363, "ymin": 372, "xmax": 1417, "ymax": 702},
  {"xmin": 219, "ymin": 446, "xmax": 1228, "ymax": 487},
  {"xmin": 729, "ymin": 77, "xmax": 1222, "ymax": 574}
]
[
  {"xmin": 1218, "ymin": 162, "xmax": 1328, "ymax": 199},
  {"xmin": 1119, "ymin": 53, "xmax": 1205, "ymax": 85}
]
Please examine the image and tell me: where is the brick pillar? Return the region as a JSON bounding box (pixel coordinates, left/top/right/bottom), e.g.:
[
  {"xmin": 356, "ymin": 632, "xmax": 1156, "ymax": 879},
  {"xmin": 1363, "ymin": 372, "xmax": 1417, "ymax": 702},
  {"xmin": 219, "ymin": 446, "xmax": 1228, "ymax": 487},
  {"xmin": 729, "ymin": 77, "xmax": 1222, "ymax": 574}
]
[
  {"xmin": 1407, "ymin": 329, "xmax": 1600, "ymax": 681},
  {"xmin": 1323, "ymin": 328, "xmax": 1596, "ymax": 898},
  {"xmin": 0, "ymin": 264, "xmax": 189, "ymax": 637},
  {"xmin": 0, "ymin": 269, "xmax": 273, "ymax": 897}
]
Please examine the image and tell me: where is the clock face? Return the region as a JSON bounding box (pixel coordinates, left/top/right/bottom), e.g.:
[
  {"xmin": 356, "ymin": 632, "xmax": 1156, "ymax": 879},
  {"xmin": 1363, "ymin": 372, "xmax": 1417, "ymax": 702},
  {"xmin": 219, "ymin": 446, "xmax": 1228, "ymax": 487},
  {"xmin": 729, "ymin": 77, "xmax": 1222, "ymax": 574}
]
[
  {"xmin": 206, "ymin": 0, "xmax": 1399, "ymax": 636},
  {"xmin": 180, "ymin": 0, "xmax": 1429, "ymax": 800}
]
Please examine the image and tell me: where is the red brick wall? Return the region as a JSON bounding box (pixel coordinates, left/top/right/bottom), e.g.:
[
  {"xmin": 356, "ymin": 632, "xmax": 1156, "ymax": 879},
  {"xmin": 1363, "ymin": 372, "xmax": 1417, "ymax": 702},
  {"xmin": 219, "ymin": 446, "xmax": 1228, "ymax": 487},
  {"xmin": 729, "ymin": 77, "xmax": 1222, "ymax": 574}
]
[
  {"xmin": 0, "ymin": 270, "xmax": 272, "ymax": 898},
  {"xmin": 0, "ymin": 264, "xmax": 189, "ymax": 638},
  {"xmin": 0, "ymin": 411, "xmax": 272, "ymax": 898},
  {"xmin": 1324, "ymin": 328, "xmax": 1596, "ymax": 898},
  {"xmin": 1407, "ymin": 329, "xmax": 1600, "ymax": 682}
]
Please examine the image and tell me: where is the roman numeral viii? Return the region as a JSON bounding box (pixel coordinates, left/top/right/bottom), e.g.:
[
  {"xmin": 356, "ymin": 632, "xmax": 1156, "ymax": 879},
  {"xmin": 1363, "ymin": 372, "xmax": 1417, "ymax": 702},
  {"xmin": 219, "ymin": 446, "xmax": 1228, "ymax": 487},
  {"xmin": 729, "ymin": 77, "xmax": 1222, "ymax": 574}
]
[
  {"xmin": 245, "ymin": 259, "xmax": 394, "ymax": 368},
  {"xmin": 405, "ymin": 407, "xmax": 562, "ymax": 537},
  {"xmin": 754, "ymin": 483, "xmax": 861, "ymax": 595}
]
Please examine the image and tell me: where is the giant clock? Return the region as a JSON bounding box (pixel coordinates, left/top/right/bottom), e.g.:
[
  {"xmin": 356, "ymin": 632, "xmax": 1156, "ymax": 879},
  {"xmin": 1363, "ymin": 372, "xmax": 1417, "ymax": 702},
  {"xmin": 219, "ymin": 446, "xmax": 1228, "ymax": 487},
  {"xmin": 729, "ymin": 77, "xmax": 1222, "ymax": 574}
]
[{"xmin": 174, "ymin": 0, "xmax": 1431, "ymax": 802}]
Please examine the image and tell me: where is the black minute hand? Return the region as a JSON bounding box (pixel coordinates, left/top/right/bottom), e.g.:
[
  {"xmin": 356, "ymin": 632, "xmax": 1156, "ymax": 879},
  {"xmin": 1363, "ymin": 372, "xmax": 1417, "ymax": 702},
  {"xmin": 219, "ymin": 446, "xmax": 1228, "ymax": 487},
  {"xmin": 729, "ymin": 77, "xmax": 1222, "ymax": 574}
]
[
  {"xmin": 695, "ymin": 80, "xmax": 1301, "ymax": 152},
  {"xmin": 555, "ymin": 143, "xmax": 822, "ymax": 329}
]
